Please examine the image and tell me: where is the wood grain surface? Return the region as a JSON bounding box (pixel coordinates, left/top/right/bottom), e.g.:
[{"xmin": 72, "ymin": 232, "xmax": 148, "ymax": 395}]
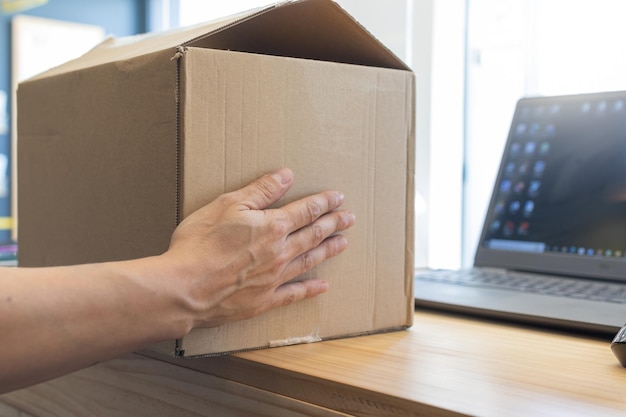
[{"xmin": 2, "ymin": 310, "xmax": 626, "ymax": 417}]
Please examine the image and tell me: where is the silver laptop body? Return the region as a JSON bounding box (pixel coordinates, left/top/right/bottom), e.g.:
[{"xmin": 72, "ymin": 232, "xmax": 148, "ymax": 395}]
[{"xmin": 415, "ymin": 90, "xmax": 626, "ymax": 335}]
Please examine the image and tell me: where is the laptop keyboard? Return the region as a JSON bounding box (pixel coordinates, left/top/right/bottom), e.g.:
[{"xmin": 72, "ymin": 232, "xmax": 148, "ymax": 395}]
[{"xmin": 415, "ymin": 269, "xmax": 626, "ymax": 304}]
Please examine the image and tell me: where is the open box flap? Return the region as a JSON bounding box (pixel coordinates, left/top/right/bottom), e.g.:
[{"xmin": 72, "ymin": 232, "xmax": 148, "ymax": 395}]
[
  {"xmin": 183, "ymin": 0, "xmax": 409, "ymax": 70},
  {"xmin": 24, "ymin": 0, "xmax": 408, "ymax": 83}
]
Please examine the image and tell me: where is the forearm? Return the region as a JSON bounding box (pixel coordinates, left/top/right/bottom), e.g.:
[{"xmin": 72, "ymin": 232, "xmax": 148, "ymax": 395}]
[
  {"xmin": 0, "ymin": 168, "xmax": 353, "ymax": 394},
  {"xmin": 0, "ymin": 256, "xmax": 190, "ymax": 393}
]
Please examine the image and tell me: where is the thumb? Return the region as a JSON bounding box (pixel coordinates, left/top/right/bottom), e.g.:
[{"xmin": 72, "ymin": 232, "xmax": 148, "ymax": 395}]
[{"xmin": 238, "ymin": 168, "xmax": 295, "ymax": 210}]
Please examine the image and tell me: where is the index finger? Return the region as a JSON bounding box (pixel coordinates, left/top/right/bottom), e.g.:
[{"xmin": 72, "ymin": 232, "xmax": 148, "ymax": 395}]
[{"xmin": 278, "ymin": 191, "xmax": 346, "ymax": 233}]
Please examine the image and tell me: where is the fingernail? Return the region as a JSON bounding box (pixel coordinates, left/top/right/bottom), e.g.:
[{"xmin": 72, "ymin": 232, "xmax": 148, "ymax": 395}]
[
  {"xmin": 272, "ymin": 168, "xmax": 293, "ymax": 185},
  {"xmin": 336, "ymin": 236, "xmax": 349, "ymax": 251},
  {"xmin": 271, "ymin": 173, "xmax": 285, "ymax": 184},
  {"xmin": 318, "ymin": 281, "xmax": 330, "ymax": 292}
]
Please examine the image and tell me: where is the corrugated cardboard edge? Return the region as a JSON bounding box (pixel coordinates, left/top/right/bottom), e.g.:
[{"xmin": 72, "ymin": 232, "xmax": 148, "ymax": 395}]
[
  {"xmin": 140, "ymin": 323, "xmax": 412, "ymax": 359},
  {"xmin": 172, "ymin": 326, "xmax": 413, "ymax": 359},
  {"xmin": 405, "ymin": 72, "xmax": 417, "ymax": 327}
]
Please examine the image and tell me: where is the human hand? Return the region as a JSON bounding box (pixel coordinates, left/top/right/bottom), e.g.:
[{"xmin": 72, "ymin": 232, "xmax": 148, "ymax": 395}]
[{"xmin": 162, "ymin": 168, "xmax": 355, "ymax": 330}]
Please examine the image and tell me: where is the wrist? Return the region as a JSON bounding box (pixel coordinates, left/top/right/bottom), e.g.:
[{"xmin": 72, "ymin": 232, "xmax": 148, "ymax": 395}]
[{"xmin": 114, "ymin": 255, "xmax": 196, "ymax": 341}]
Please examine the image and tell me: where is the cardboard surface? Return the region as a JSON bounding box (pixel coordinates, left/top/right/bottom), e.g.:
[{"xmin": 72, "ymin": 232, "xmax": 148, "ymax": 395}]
[{"xmin": 17, "ymin": 0, "xmax": 415, "ymax": 356}]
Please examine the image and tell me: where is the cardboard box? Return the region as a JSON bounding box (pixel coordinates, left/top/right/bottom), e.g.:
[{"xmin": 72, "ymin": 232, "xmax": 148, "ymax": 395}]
[{"xmin": 17, "ymin": 0, "xmax": 415, "ymax": 357}]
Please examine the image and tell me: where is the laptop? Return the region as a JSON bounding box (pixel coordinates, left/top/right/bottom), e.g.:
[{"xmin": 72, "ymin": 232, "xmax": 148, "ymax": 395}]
[{"xmin": 414, "ymin": 90, "xmax": 626, "ymax": 336}]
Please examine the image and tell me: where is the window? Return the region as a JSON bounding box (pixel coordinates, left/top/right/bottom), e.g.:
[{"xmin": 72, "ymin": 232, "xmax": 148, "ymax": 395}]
[{"xmin": 464, "ymin": 0, "xmax": 626, "ymax": 266}]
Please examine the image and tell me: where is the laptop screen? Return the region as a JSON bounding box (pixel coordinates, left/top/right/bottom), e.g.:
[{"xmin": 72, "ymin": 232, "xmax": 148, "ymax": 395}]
[{"xmin": 475, "ymin": 90, "xmax": 626, "ymax": 281}]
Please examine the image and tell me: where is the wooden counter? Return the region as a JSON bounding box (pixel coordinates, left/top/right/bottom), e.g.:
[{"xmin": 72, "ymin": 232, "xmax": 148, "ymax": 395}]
[{"xmin": 2, "ymin": 309, "xmax": 626, "ymax": 416}]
